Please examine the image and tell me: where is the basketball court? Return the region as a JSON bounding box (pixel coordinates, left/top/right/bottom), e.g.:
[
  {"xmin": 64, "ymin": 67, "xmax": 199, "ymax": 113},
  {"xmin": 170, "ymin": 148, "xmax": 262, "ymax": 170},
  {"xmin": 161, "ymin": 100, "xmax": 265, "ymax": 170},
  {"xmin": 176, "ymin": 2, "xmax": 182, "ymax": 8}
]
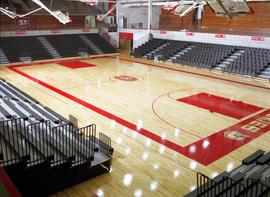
[
  {"xmin": 1, "ymin": 52, "xmax": 270, "ymax": 196},
  {"xmin": 1, "ymin": 0, "xmax": 270, "ymax": 196}
]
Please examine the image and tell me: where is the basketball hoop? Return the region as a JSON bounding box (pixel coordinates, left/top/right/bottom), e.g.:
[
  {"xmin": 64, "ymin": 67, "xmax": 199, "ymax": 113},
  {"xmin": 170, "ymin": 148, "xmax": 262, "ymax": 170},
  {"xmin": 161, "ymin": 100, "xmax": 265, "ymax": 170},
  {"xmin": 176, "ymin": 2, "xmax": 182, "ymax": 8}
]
[
  {"xmin": 96, "ymin": 14, "xmax": 103, "ymax": 21},
  {"xmin": 83, "ymin": 0, "xmax": 98, "ymax": 6},
  {"xmin": 161, "ymin": 5, "xmax": 175, "ymax": 11}
]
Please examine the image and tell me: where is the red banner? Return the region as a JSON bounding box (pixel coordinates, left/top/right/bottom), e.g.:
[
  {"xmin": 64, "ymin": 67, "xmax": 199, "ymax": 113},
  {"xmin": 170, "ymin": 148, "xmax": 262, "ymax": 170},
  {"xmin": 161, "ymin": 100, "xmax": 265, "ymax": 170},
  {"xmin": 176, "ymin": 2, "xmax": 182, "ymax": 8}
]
[
  {"xmin": 51, "ymin": 29, "xmax": 61, "ymax": 34},
  {"xmin": 15, "ymin": 31, "xmax": 26, "ymax": 36},
  {"xmin": 215, "ymin": 34, "xmax": 225, "ymax": 38},
  {"xmin": 252, "ymin": 36, "xmax": 264, "ymax": 41},
  {"xmin": 160, "ymin": 31, "xmax": 167, "ymax": 34},
  {"xmin": 186, "ymin": 32, "xmax": 194, "ymax": 36},
  {"xmin": 119, "ymin": 32, "xmax": 133, "ymax": 40},
  {"xmin": 82, "ymin": 28, "xmax": 91, "ymax": 33}
]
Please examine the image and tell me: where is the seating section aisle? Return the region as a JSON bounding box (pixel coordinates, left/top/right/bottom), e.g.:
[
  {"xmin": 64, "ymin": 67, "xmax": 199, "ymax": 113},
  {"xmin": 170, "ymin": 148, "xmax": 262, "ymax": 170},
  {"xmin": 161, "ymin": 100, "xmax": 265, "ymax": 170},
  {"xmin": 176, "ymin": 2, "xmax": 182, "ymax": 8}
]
[
  {"xmin": 132, "ymin": 39, "xmax": 270, "ymax": 79},
  {"xmin": 185, "ymin": 150, "xmax": 270, "ymax": 197},
  {"xmin": 86, "ymin": 34, "xmax": 117, "ymax": 54},
  {"xmin": 0, "ymin": 34, "xmax": 117, "ymax": 64},
  {"xmin": 0, "ymin": 78, "xmax": 113, "ymax": 197}
]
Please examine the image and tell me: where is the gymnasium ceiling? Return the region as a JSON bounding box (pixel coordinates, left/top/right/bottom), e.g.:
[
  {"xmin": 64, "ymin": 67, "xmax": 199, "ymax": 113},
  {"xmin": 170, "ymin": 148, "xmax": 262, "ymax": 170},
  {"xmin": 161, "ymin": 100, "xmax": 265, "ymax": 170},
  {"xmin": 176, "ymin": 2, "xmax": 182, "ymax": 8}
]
[{"xmin": 0, "ymin": 0, "xmax": 104, "ymax": 15}]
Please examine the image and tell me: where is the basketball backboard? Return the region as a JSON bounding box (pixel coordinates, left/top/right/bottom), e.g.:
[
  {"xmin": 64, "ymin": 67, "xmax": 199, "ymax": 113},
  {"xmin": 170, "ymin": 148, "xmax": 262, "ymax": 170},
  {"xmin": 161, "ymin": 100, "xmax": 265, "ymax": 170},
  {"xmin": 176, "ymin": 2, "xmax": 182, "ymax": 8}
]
[{"xmin": 206, "ymin": 0, "xmax": 251, "ymax": 19}]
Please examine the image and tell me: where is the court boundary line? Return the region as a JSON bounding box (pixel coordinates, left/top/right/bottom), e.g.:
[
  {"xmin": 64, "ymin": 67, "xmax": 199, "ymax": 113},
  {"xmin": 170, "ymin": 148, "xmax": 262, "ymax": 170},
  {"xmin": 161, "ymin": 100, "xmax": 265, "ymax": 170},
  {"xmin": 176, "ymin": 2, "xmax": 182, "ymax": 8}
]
[
  {"xmin": 119, "ymin": 57, "xmax": 270, "ymax": 91},
  {"xmin": 7, "ymin": 65, "xmax": 270, "ymax": 165}
]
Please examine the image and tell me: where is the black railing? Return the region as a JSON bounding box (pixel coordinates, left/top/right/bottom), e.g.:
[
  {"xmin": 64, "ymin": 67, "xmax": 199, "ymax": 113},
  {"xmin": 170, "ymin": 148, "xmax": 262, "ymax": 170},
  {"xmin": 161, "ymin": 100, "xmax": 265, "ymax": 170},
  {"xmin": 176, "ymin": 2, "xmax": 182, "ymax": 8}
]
[
  {"xmin": 246, "ymin": 178, "xmax": 270, "ymax": 197},
  {"xmin": 197, "ymin": 173, "xmax": 217, "ymax": 197},
  {"xmin": 52, "ymin": 123, "xmax": 76, "ymax": 165},
  {"xmin": 76, "ymin": 124, "xmax": 96, "ymax": 165},
  {"xmin": 99, "ymin": 132, "xmax": 112, "ymax": 156},
  {"xmin": 26, "ymin": 120, "xmax": 54, "ymax": 166},
  {"xmin": 0, "ymin": 118, "xmax": 98, "ymax": 168},
  {"xmin": 220, "ymin": 176, "xmax": 246, "ymax": 197},
  {"xmin": 0, "ymin": 118, "xmax": 29, "ymax": 166},
  {"xmin": 196, "ymin": 172, "xmax": 247, "ymax": 197}
]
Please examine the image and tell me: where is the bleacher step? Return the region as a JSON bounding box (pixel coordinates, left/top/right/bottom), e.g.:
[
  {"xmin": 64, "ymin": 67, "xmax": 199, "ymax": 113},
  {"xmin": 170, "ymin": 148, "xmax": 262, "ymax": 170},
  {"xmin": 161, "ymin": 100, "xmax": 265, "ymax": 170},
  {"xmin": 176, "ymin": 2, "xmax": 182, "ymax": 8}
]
[
  {"xmin": 0, "ymin": 48, "xmax": 10, "ymax": 64},
  {"xmin": 214, "ymin": 50, "xmax": 242, "ymax": 71},
  {"xmin": 37, "ymin": 37, "xmax": 62, "ymax": 59},
  {"xmin": 169, "ymin": 45, "xmax": 194, "ymax": 61},
  {"xmin": 258, "ymin": 66, "xmax": 270, "ymax": 79},
  {"xmin": 79, "ymin": 35, "xmax": 104, "ymax": 55},
  {"xmin": 143, "ymin": 42, "xmax": 170, "ymax": 58}
]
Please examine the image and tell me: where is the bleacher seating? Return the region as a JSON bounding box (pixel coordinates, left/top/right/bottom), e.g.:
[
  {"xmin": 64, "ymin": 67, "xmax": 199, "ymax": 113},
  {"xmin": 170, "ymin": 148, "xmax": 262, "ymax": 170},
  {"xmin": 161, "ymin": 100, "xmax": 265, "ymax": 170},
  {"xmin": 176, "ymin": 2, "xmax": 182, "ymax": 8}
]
[
  {"xmin": 184, "ymin": 150, "xmax": 270, "ymax": 197},
  {"xmin": 0, "ymin": 34, "xmax": 117, "ymax": 64},
  {"xmin": 0, "ymin": 36, "xmax": 53, "ymax": 63},
  {"xmin": 0, "ymin": 78, "xmax": 113, "ymax": 196},
  {"xmin": 132, "ymin": 39, "xmax": 168, "ymax": 58},
  {"xmin": 86, "ymin": 34, "xmax": 117, "ymax": 54},
  {"xmin": 132, "ymin": 39, "xmax": 270, "ymax": 79},
  {"xmin": 44, "ymin": 34, "xmax": 96, "ymax": 58}
]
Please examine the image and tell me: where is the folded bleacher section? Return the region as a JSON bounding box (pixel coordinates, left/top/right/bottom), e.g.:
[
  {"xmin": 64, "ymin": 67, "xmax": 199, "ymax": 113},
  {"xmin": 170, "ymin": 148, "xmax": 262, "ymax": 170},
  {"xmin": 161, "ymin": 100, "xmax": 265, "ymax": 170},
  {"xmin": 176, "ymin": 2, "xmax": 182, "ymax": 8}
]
[
  {"xmin": 185, "ymin": 150, "xmax": 270, "ymax": 197},
  {"xmin": 0, "ymin": 78, "xmax": 113, "ymax": 197},
  {"xmin": 132, "ymin": 39, "xmax": 270, "ymax": 79},
  {"xmin": 0, "ymin": 33, "xmax": 117, "ymax": 64}
]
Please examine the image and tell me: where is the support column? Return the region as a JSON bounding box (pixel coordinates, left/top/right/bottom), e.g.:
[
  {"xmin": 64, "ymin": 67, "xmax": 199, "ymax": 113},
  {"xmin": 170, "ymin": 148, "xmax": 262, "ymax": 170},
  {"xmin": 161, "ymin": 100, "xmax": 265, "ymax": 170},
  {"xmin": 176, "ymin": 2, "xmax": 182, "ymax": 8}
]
[
  {"xmin": 116, "ymin": 2, "xmax": 120, "ymax": 48},
  {"xmin": 147, "ymin": 0, "xmax": 152, "ymax": 33}
]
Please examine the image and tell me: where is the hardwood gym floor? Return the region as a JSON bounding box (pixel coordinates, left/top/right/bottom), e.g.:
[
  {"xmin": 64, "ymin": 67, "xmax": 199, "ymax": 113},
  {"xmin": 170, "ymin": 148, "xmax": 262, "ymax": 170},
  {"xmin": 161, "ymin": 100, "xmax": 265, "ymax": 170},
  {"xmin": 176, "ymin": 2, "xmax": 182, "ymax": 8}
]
[{"xmin": 0, "ymin": 52, "xmax": 270, "ymax": 197}]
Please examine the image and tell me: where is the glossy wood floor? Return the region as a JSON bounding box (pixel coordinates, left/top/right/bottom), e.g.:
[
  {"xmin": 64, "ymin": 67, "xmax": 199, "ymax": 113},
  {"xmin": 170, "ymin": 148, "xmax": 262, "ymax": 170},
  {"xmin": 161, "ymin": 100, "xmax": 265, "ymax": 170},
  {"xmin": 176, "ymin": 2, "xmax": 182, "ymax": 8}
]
[{"xmin": 0, "ymin": 52, "xmax": 270, "ymax": 197}]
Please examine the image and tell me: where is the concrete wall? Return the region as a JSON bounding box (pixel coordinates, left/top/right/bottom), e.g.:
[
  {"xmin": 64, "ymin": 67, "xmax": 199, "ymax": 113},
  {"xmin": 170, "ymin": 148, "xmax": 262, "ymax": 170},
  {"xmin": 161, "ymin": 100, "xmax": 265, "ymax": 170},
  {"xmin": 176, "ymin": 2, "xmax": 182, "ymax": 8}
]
[
  {"xmin": 120, "ymin": 29, "xmax": 270, "ymax": 49},
  {"xmin": 119, "ymin": 6, "xmax": 161, "ymax": 30},
  {"xmin": 0, "ymin": 28, "xmax": 99, "ymax": 37}
]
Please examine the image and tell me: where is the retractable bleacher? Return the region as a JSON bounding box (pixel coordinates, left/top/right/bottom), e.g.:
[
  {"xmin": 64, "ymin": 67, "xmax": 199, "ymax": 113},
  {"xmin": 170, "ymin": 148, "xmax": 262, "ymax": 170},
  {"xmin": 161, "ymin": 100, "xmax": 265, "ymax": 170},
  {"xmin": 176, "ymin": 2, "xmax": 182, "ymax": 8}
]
[
  {"xmin": 0, "ymin": 78, "xmax": 113, "ymax": 197},
  {"xmin": 0, "ymin": 33, "xmax": 117, "ymax": 64},
  {"xmin": 0, "ymin": 36, "xmax": 53, "ymax": 63},
  {"xmin": 185, "ymin": 150, "xmax": 270, "ymax": 197},
  {"xmin": 132, "ymin": 39, "xmax": 270, "ymax": 79}
]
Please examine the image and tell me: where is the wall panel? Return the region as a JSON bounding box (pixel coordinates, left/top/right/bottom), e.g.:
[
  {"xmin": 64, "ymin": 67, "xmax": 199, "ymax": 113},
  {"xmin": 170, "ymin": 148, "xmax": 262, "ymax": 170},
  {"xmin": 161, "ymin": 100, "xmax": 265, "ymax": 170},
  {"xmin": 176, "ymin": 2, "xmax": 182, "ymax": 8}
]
[{"xmin": 0, "ymin": 15, "xmax": 86, "ymax": 31}]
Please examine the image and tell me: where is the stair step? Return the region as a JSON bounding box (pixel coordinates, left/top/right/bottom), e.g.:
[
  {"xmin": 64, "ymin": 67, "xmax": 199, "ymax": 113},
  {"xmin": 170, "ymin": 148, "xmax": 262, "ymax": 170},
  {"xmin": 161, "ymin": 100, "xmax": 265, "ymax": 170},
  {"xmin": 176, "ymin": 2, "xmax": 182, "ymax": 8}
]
[
  {"xmin": 0, "ymin": 49, "xmax": 10, "ymax": 64},
  {"xmin": 37, "ymin": 37, "xmax": 62, "ymax": 59},
  {"xmin": 79, "ymin": 35, "xmax": 103, "ymax": 55}
]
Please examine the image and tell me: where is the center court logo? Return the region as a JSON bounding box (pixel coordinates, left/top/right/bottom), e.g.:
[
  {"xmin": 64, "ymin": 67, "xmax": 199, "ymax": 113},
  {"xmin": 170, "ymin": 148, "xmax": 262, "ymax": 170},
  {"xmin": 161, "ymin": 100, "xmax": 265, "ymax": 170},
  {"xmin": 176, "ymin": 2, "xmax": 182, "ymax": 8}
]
[
  {"xmin": 113, "ymin": 75, "xmax": 138, "ymax": 81},
  {"xmin": 224, "ymin": 131, "xmax": 249, "ymax": 141}
]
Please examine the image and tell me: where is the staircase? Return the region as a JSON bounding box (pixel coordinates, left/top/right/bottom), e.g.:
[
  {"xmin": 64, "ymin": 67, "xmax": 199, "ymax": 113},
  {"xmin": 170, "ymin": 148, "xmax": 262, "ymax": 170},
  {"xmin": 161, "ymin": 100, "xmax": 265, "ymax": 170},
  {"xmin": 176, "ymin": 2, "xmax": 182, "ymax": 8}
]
[
  {"xmin": 37, "ymin": 37, "xmax": 62, "ymax": 59},
  {"xmin": 0, "ymin": 48, "xmax": 10, "ymax": 64},
  {"xmin": 258, "ymin": 66, "xmax": 270, "ymax": 79},
  {"xmin": 214, "ymin": 49, "xmax": 244, "ymax": 71},
  {"xmin": 168, "ymin": 45, "xmax": 195, "ymax": 62},
  {"xmin": 19, "ymin": 56, "xmax": 32, "ymax": 63},
  {"xmin": 79, "ymin": 35, "xmax": 104, "ymax": 55},
  {"xmin": 143, "ymin": 42, "xmax": 170, "ymax": 58}
]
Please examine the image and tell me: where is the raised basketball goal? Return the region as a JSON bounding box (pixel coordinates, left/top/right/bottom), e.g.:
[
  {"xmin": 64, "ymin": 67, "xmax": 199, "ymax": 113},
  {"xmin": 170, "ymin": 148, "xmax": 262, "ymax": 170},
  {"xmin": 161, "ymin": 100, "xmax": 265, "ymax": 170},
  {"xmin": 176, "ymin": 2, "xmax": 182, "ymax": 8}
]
[
  {"xmin": 0, "ymin": 0, "xmax": 71, "ymax": 24},
  {"xmin": 160, "ymin": 0, "xmax": 251, "ymax": 19},
  {"xmin": 206, "ymin": 0, "xmax": 251, "ymax": 19}
]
